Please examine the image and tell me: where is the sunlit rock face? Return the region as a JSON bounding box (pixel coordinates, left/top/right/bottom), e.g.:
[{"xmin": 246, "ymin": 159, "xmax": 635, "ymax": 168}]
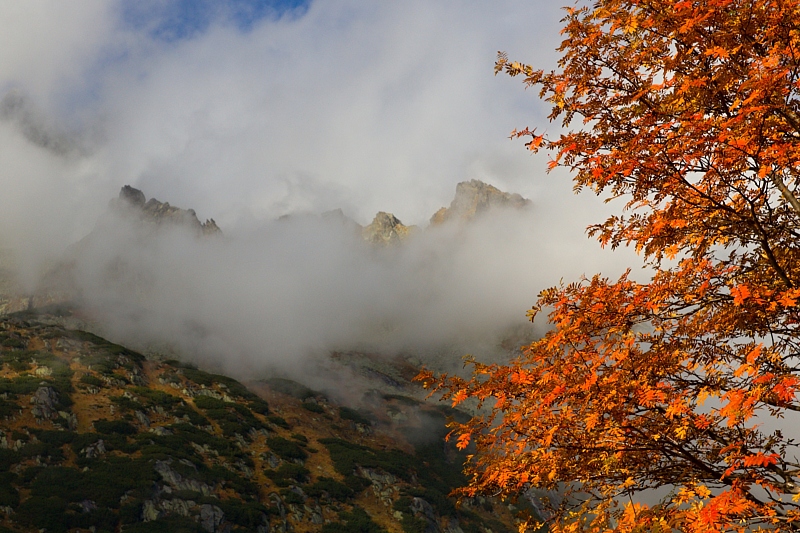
[
  {"xmin": 361, "ymin": 212, "xmax": 416, "ymax": 246},
  {"xmin": 430, "ymin": 179, "xmax": 530, "ymax": 225}
]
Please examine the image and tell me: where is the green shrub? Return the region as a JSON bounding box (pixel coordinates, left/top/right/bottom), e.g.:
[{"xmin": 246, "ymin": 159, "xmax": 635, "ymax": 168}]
[
  {"xmin": 1, "ymin": 337, "xmax": 25, "ymax": 349},
  {"xmin": 267, "ymin": 415, "xmax": 290, "ymax": 429},
  {"xmin": 279, "ymin": 489, "xmax": 304, "ymax": 505},
  {"xmin": 319, "ymin": 438, "xmax": 416, "ymax": 481},
  {"xmin": 111, "ymin": 395, "xmax": 143, "ymax": 412},
  {"xmin": 248, "ymin": 398, "xmax": 270, "ymax": 415},
  {"xmin": 80, "ymin": 374, "xmax": 104, "ymax": 387},
  {"xmin": 321, "ymin": 506, "xmax": 387, "ymax": 533},
  {"xmin": 266, "ymin": 463, "xmax": 310, "ymax": 485},
  {"xmin": 176, "ymin": 365, "xmax": 215, "ymax": 387},
  {"xmin": 193, "ymin": 395, "xmax": 227, "ymax": 410},
  {"xmin": 173, "ymin": 423, "xmax": 234, "ymax": 455},
  {"xmin": 401, "ymin": 515, "xmax": 428, "ymax": 533},
  {"xmin": 263, "ymin": 378, "xmax": 320, "ymax": 400},
  {"xmin": 132, "ymin": 386, "xmax": 182, "ymax": 407},
  {"xmin": 302, "ymin": 401, "xmax": 325, "ymax": 413},
  {"xmin": 0, "ymin": 472, "xmax": 19, "ymax": 508},
  {"xmin": 68, "ymin": 330, "xmax": 145, "ymax": 363},
  {"xmin": 15, "ymin": 496, "xmax": 69, "ymax": 532},
  {"xmin": 0, "ymin": 376, "xmax": 43, "ymax": 396},
  {"xmin": 205, "ymin": 464, "xmax": 259, "ymax": 498},
  {"xmin": 0, "ymin": 398, "xmax": 20, "ymax": 418},
  {"xmin": 7, "ymin": 359, "xmax": 30, "ymax": 372},
  {"xmin": 173, "ymin": 405, "xmax": 210, "ymax": 426},
  {"xmin": 305, "ymin": 477, "xmax": 354, "ymax": 501},
  {"xmin": 93, "ymin": 419, "xmax": 137, "ymax": 435},
  {"xmin": 123, "ymin": 515, "xmax": 205, "ymax": 533},
  {"xmin": 382, "ymin": 394, "xmax": 423, "ymax": 406},
  {"xmin": 266, "ymin": 437, "xmax": 308, "ymax": 461},
  {"xmin": 339, "ymin": 406, "xmax": 372, "ymax": 426},
  {"xmin": 343, "ymin": 474, "xmax": 372, "ymax": 493},
  {"xmin": 217, "ymin": 499, "xmax": 270, "ymax": 528}
]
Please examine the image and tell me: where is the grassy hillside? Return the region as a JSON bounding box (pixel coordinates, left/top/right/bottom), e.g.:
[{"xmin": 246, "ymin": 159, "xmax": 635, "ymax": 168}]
[{"xmin": 0, "ymin": 311, "xmax": 525, "ymax": 533}]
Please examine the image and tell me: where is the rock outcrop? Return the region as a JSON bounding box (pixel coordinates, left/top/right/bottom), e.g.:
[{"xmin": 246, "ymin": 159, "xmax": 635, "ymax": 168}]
[
  {"xmin": 430, "ymin": 179, "xmax": 530, "ymax": 225},
  {"xmin": 112, "ymin": 185, "xmax": 221, "ymax": 236},
  {"xmin": 362, "ymin": 212, "xmax": 416, "ymax": 246}
]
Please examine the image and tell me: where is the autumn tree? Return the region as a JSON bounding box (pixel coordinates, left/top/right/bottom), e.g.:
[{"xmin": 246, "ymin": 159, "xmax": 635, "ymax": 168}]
[{"xmin": 419, "ymin": 1, "xmax": 800, "ymax": 531}]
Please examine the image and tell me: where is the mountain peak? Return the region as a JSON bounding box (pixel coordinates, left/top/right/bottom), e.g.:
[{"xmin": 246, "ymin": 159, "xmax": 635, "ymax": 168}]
[
  {"xmin": 430, "ymin": 179, "xmax": 530, "ymax": 225},
  {"xmin": 112, "ymin": 186, "xmax": 221, "ymax": 236},
  {"xmin": 362, "ymin": 212, "xmax": 416, "ymax": 245}
]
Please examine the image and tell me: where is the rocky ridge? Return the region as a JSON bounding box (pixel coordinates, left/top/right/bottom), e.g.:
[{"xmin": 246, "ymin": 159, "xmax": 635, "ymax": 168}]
[{"xmin": 113, "ymin": 185, "xmax": 222, "ymax": 237}]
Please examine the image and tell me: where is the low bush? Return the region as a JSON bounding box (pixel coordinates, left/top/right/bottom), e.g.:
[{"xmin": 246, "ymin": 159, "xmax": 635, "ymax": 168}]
[
  {"xmin": 305, "ymin": 477, "xmax": 354, "ymax": 501},
  {"xmin": 93, "ymin": 419, "xmax": 137, "ymax": 435},
  {"xmin": 321, "ymin": 506, "xmax": 387, "ymax": 533},
  {"xmin": 266, "ymin": 437, "xmax": 307, "ymax": 461},
  {"xmin": 266, "ymin": 463, "xmax": 310, "ymax": 485},
  {"xmin": 302, "ymin": 401, "xmax": 325, "ymax": 413},
  {"xmin": 80, "ymin": 374, "xmax": 104, "ymax": 387},
  {"xmin": 267, "ymin": 415, "xmax": 290, "ymax": 429},
  {"xmin": 339, "ymin": 406, "xmax": 372, "ymax": 426}
]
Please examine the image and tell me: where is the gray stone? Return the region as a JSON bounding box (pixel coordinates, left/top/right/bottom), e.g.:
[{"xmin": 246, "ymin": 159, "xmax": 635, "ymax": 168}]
[
  {"xmin": 196, "ymin": 388, "xmax": 224, "ymax": 400},
  {"xmin": 81, "ymin": 439, "xmax": 106, "ymax": 459},
  {"xmin": 135, "ymin": 410, "xmax": 151, "ymax": 427},
  {"xmin": 80, "ymin": 500, "xmax": 98, "ymax": 513},
  {"xmin": 411, "ymin": 497, "xmax": 438, "ymax": 522},
  {"xmin": 199, "ymin": 504, "xmax": 227, "ymax": 532},
  {"xmin": 268, "ymin": 492, "xmax": 286, "ymax": 519},
  {"xmin": 161, "ymin": 498, "xmax": 195, "ymax": 517},
  {"xmin": 30, "ymin": 385, "xmax": 59, "ymax": 420},
  {"xmin": 155, "ymin": 460, "xmax": 214, "ymax": 496},
  {"xmin": 266, "ymin": 452, "xmax": 281, "ymax": 469}
]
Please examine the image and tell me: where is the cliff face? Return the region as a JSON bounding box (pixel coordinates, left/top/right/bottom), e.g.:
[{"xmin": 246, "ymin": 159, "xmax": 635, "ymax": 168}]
[
  {"xmin": 430, "ymin": 180, "xmax": 530, "ymax": 225},
  {"xmin": 0, "ymin": 311, "xmax": 525, "ymax": 533}
]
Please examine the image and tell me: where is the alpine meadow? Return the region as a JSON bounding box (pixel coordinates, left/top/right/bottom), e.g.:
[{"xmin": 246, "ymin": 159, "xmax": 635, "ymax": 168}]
[{"xmin": 420, "ymin": 1, "xmax": 800, "ymax": 532}]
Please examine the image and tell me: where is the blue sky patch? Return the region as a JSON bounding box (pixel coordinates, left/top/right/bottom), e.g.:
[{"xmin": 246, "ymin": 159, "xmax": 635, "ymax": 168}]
[{"xmin": 121, "ymin": 0, "xmax": 310, "ymax": 42}]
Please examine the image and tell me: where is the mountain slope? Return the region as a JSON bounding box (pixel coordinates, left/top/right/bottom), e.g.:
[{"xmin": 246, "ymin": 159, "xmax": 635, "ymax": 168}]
[{"xmin": 0, "ymin": 310, "xmax": 526, "ymax": 533}]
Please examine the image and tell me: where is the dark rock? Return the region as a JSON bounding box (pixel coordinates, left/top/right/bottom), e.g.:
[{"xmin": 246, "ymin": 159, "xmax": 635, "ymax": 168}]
[
  {"xmin": 199, "ymin": 503, "xmax": 227, "ymax": 533},
  {"xmin": 120, "ymin": 185, "xmax": 146, "ymax": 208},
  {"xmin": 110, "ymin": 186, "xmax": 223, "ymax": 237}
]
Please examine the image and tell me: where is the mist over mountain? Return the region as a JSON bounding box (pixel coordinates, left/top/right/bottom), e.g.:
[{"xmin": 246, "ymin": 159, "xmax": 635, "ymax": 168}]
[{"xmin": 2, "ymin": 180, "xmax": 571, "ymax": 383}]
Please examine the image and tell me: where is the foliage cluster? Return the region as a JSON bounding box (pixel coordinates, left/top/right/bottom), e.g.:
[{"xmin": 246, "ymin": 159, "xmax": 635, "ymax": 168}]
[{"xmin": 422, "ymin": 0, "xmax": 800, "ymax": 531}]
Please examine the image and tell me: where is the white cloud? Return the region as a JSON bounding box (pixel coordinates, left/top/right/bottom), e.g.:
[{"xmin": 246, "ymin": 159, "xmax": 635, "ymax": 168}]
[{"xmin": 0, "ymin": 1, "xmax": 644, "ymax": 375}]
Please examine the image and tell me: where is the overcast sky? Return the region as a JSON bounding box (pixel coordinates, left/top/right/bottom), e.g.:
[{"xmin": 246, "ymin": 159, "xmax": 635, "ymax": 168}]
[{"xmin": 0, "ymin": 1, "xmax": 645, "ymax": 376}]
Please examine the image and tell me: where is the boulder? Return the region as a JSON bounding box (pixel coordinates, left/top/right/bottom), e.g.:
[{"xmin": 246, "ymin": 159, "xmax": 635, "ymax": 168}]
[{"xmin": 30, "ymin": 385, "xmax": 59, "ymax": 420}]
